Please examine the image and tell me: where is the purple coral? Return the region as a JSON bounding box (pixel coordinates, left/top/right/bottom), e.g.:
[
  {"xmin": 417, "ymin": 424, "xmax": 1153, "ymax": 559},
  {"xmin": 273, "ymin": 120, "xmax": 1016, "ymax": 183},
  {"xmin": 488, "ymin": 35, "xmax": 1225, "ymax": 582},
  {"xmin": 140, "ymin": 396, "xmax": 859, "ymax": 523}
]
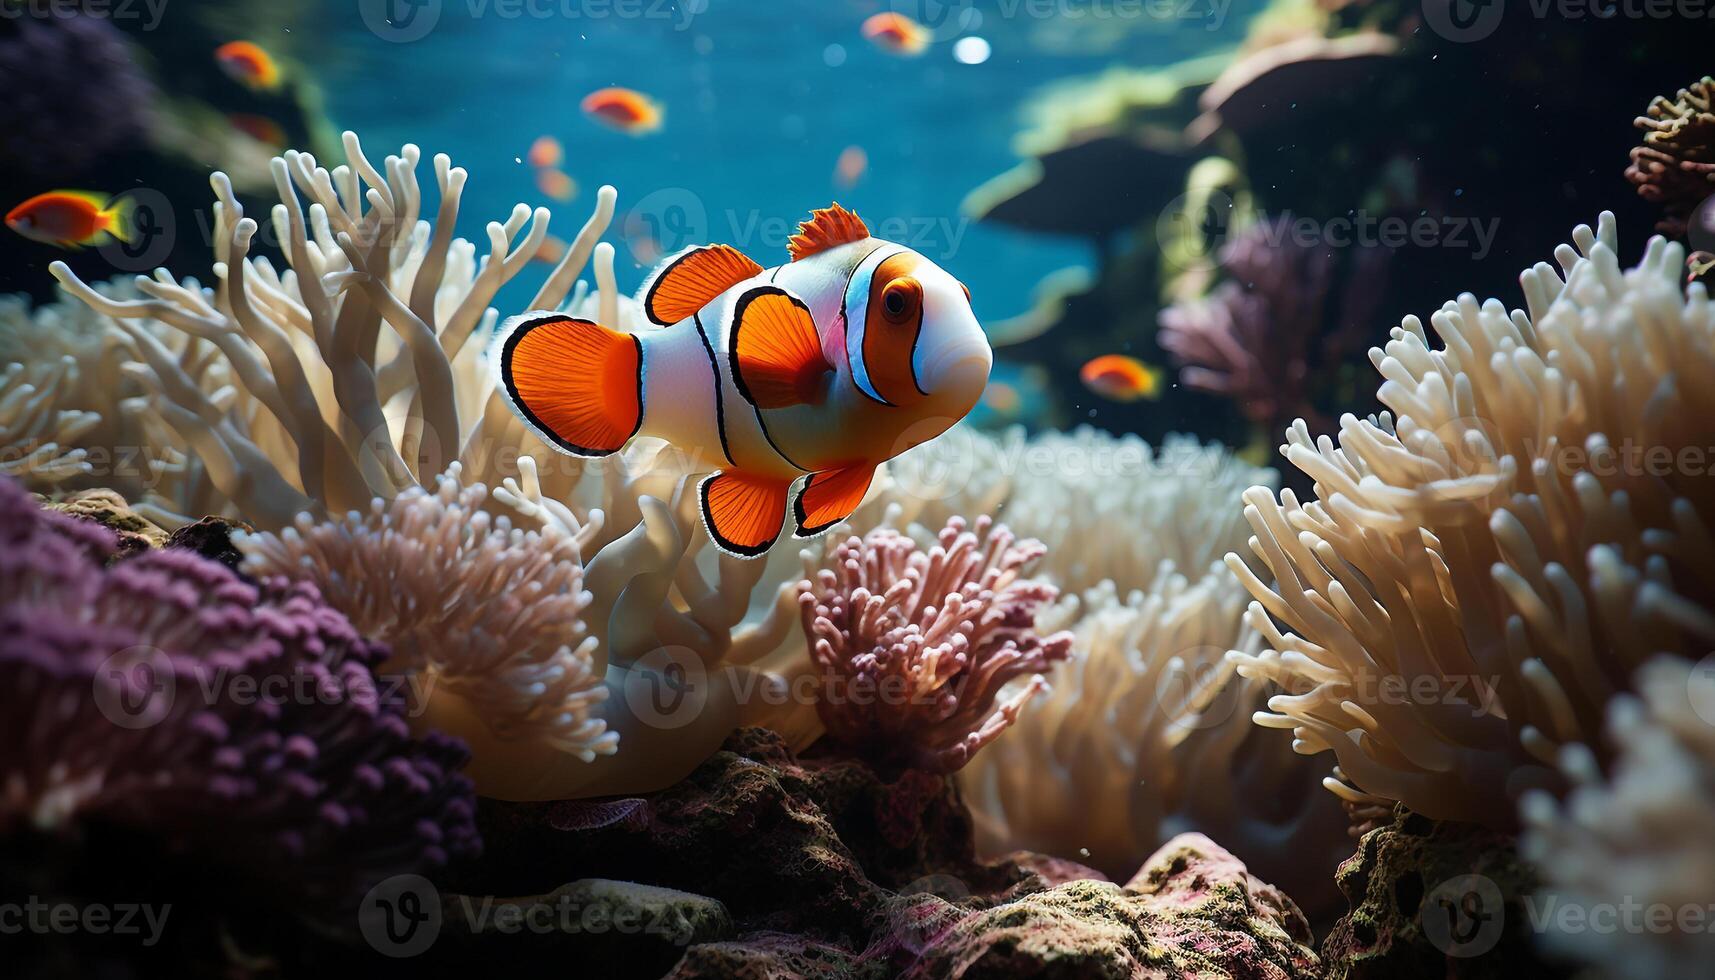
[
  {"xmin": 0, "ymin": 13, "xmax": 154, "ymax": 178},
  {"xmin": 1158, "ymin": 216, "xmax": 1390, "ymax": 434},
  {"xmin": 1626, "ymin": 76, "xmax": 1715, "ymax": 239},
  {"xmin": 0, "ymin": 476, "xmax": 479, "ymax": 924},
  {"xmin": 796, "ymin": 517, "xmax": 1073, "ymax": 774}
]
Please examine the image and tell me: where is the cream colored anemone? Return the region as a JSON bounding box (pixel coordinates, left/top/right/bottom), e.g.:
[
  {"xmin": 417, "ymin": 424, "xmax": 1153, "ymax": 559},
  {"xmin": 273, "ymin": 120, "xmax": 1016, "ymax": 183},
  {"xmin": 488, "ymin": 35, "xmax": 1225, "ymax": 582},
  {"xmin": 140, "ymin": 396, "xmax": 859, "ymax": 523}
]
[
  {"xmin": 1520, "ymin": 657, "xmax": 1715, "ymax": 980},
  {"xmin": 1227, "ymin": 213, "xmax": 1715, "ymax": 825}
]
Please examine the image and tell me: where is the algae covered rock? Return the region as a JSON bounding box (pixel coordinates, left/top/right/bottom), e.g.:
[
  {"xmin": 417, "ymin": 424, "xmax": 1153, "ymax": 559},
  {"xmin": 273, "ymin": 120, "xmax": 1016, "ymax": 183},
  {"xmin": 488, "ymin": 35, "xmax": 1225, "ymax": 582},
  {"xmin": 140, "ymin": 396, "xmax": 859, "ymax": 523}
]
[
  {"xmin": 901, "ymin": 833, "xmax": 1319, "ymax": 979},
  {"xmin": 1323, "ymin": 805, "xmax": 1560, "ymax": 979},
  {"xmin": 40, "ymin": 487, "xmax": 168, "ymax": 559}
]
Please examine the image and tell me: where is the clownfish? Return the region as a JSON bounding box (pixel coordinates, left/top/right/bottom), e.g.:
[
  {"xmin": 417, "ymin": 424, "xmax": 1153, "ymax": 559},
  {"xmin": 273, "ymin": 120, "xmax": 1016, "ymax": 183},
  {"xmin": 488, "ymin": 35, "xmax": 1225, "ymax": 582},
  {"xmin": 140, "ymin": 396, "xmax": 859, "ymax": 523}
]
[
  {"xmin": 215, "ymin": 41, "xmax": 282, "ymax": 91},
  {"xmin": 492, "ymin": 204, "xmax": 992, "ymax": 558},
  {"xmin": 1080, "ymin": 354, "xmax": 1165, "ymax": 402},
  {"xmin": 581, "ymin": 87, "xmax": 663, "ymax": 135},
  {"xmin": 862, "ymin": 12, "xmax": 929, "ymax": 56},
  {"xmin": 6, "ymin": 191, "xmax": 135, "ymax": 249}
]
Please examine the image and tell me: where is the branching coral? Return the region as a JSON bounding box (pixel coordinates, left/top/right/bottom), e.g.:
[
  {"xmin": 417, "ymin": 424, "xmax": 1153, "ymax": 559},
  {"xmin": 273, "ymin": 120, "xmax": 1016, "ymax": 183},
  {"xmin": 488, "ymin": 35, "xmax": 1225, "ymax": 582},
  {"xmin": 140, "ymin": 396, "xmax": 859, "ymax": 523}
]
[
  {"xmin": 236, "ymin": 463, "xmax": 617, "ymax": 764},
  {"xmin": 1520, "ymin": 656, "xmax": 1715, "ymax": 980},
  {"xmin": 50, "ymin": 131, "xmax": 623, "ymax": 530},
  {"xmin": 1226, "ymin": 213, "xmax": 1715, "ymax": 827},
  {"xmin": 0, "ymin": 475, "xmax": 478, "ymax": 921},
  {"xmin": 796, "ymin": 517, "xmax": 1074, "ymax": 773},
  {"xmin": 1158, "ymin": 216, "xmax": 1392, "ymax": 435},
  {"xmin": 1627, "ymin": 77, "xmax": 1715, "ymax": 239}
]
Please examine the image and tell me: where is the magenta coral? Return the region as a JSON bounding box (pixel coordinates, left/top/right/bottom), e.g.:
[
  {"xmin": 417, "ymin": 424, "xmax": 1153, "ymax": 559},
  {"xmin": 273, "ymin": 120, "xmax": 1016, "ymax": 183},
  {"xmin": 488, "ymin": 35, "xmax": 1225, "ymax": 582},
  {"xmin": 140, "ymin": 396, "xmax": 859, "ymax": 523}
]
[
  {"xmin": 1157, "ymin": 216, "xmax": 1389, "ymax": 434},
  {"xmin": 797, "ymin": 517, "xmax": 1073, "ymax": 774},
  {"xmin": 0, "ymin": 476, "xmax": 479, "ymax": 923}
]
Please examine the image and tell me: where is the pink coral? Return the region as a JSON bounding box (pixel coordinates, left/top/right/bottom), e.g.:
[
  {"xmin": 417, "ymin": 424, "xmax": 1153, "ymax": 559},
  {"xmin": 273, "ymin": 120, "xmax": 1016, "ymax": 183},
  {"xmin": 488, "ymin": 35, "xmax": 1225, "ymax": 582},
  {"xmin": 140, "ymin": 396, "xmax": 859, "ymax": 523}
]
[{"xmin": 796, "ymin": 517, "xmax": 1073, "ymax": 774}]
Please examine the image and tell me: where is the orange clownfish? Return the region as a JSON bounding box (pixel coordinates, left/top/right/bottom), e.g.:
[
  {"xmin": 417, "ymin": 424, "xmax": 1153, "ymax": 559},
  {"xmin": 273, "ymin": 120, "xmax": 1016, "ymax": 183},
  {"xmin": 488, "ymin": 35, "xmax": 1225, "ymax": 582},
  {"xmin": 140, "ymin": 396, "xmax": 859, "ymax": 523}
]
[
  {"xmin": 492, "ymin": 204, "xmax": 992, "ymax": 558},
  {"xmin": 215, "ymin": 41, "xmax": 282, "ymax": 91},
  {"xmin": 6, "ymin": 191, "xmax": 135, "ymax": 249},
  {"xmin": 1080, "ymin": 354, "xmax": 1165, "ymax": 402},
  {"xmin": 862, "ymin": 12, "xmax": 929, "ymax": 56},
  {"xmin": 527, "ymin": 135, "xmax": 563, "ymax": 169},
  {"xmin": 581, "ymin": 88, "xmax": 663, "ymax": 135}
]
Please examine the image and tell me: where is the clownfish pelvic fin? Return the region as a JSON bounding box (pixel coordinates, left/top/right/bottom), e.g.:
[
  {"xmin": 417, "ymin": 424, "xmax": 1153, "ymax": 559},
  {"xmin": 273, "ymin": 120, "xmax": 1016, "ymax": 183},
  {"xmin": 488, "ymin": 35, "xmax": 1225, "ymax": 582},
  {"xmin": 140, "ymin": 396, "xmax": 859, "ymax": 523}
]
[
  {"xmin": 793, "ymin": 463, "xmax": 876, "ymax": 538},
  {"xmin": 493, "ymin": 311, "xmax": 644, "ymax": 457}
]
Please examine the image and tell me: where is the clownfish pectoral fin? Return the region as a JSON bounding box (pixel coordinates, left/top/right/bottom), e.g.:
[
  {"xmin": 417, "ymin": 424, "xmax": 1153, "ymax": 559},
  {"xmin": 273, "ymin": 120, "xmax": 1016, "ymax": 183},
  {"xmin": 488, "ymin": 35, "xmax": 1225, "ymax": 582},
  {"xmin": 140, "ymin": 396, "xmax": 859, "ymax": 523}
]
[
  {"xmin": 640, "ymin": 243, "xmax": 763, "ymax": 326},
  {"xmin": 699, "ymin": 469, "xmax": 791, "ymax": 558},
  {"xmin": 787, "ymin": 203, "xmax": 869, "ymax": 262},
  {"xmin": 792, "ymin": 464, "xmax": 876, "ymax": 538},
  {"xmin": 493, "ymin": 311, "xmax": 644, "ymax": 457},
  {"xmin": 730, "ymin": 285, "xmax": 831, "ymax": 409}
]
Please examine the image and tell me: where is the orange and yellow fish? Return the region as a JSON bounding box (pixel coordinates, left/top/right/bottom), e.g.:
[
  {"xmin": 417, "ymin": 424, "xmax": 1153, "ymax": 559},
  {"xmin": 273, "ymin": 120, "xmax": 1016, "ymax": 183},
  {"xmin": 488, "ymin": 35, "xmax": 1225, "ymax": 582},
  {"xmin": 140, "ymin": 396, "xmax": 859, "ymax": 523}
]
[
  {"xmin": 834, "ymin": 145, "xmax": 868, "ymax": 190},
  {"xmin": 581, "ymin": 87, "xmax": 662, "ymax": 135},
  {"xmin": 6, "ymin": 191, "xmax": 135, "ymax": 250},
  {"xmin": 535, "ymin": 168, "xmax": 577, "ymax": 202},
  {"xmin": 1080, "ymin": 354, "xmax": 1165, "ymax": 402},
  {"xmin": 531, "ymin": 234, "xmax": 570, "ymax": 265},
  {"xmin": 492, "ymin": 204, "xmax": 991, "ymax": 558},
  {"xmin": 862, "ymin": 12, "xmax": 929, "ymax": 56},
  {"xmin": 215, "ymin": 41, "xmax": 282, "ymax": 91},
  {"xmin": 228, "ymin": 113, "xmax": 287, "ymax": 149},
  {"xmin": 527, "ymin": 135, "xmax": 563, "ymax": 169}
]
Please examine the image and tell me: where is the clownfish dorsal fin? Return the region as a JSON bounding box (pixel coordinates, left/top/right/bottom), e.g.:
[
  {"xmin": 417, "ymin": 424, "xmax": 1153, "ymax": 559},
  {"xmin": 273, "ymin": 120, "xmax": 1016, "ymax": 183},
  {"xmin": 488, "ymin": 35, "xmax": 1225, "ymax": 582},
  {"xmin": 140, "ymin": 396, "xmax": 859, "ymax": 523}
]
[
  {"xmin": 699, "ymin": 469, "xmax": 791, "ymax": 558},
  {"xmin": 640, "ymin": 243, "xmax": 763, "ymax": 326},
  {"xmin": 792, "ymin": 463, "xmax": 876, "ymax": 538},
  {"xmin": 787, "ymin": 203, "xmax": 869, "ymax": 262},
  {"xmin": 729, "ymin": 285, "xmax": 831, "ymax": 409},
  {"xmin": 493, "ymin": 312, "xmax": 644, "ymax": 457}
]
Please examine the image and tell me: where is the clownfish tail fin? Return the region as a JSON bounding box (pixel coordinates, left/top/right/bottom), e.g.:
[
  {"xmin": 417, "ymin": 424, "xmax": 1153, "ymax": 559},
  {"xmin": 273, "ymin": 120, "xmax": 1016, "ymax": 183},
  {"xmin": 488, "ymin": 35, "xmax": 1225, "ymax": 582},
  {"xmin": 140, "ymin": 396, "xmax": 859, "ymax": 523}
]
[{"xmin": 493, "ymin": 311, "xmax": 644, "ymax": 458}]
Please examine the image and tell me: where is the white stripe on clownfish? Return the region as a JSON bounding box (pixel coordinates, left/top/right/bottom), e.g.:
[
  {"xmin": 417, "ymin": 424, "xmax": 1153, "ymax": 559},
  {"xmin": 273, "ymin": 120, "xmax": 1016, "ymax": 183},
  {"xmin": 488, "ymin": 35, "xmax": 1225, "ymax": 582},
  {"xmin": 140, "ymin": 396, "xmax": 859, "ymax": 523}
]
[{"xmin": 842, "ymin": 243, "xmax": 908, "ymax": 406}]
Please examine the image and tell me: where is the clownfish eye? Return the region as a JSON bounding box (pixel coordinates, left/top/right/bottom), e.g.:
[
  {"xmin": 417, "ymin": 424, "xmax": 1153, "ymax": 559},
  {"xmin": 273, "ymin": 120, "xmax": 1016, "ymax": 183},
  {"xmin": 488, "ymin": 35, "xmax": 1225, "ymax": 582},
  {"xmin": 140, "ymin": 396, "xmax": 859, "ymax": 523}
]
[{"xmin": 881, "ymin": 277, "xmax": 921, "ymax": 322}]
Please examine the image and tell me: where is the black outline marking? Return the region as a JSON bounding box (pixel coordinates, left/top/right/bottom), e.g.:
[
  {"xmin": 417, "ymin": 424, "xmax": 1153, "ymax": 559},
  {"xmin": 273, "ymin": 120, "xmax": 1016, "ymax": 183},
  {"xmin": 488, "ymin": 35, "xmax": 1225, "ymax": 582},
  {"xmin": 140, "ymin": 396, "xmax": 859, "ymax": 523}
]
[
  {"xmin": 692, "ymin": 312, "xmax": 735, "ymax": 467},
  {"xmin": 499, "ymin": 314, "xmax": 644, "ymax": 458},
  {"xmin": 698, "ymin": 471, "xmax": 782, "ymax": 559},
  {"xmin": 791, "ymin": 466, "xmax": 874, "ymax": 538},
  {"xmin": 642, "ymin": 244, "xmax": 760, "ymax": 326},
  {"xmin": 726, "ymin": 286, "xmax": 819, "ymax": 473}
]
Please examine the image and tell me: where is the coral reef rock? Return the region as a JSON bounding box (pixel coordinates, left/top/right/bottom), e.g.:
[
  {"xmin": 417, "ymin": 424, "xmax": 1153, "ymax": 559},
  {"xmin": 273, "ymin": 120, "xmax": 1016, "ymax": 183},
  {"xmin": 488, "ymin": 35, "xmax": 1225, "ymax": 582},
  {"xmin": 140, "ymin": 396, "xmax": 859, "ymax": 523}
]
[{"xmin": 1323, "ymin": 806, "xmax": 1556, "ymax": 980}]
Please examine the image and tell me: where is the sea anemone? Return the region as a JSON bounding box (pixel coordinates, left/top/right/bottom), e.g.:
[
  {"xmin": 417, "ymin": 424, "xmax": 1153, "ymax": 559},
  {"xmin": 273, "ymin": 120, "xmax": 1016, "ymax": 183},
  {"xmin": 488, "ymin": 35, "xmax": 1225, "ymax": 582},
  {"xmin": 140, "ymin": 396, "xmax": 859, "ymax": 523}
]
[
  {"xmin": 0, "ymin": 13, "xmax": 154, "ymax": 178},
  {"xmin": 0, "ymin": 357, "xmax": 100, "ymax": 486},
  {"xmin": 50, "ymin": 134, "xmax": 810, "ymax": 801},
  {"xmin": 1158, "ymin": 215, "xmax": 1392, "ymax": 436},
  {"xmin": 796, "ymin": 516, "xmax": 1074, "ymax": 774},
  {"xmin": 0, "ymin": 475, "xmax": 479, "ymax": 920},
  {"xmin": 236, "ymin": 463, "xmax": 617, "ymax": 763},
  {"xmin": 1226, "ymin": 213, "xmax": 1715, "ymax": 827},
  {"xmin": 1520, "ymin": 656, "xmax": 1715, "ymax": 980},
  {"xmin": 1626, "ymin": 76, "xmax": 1715, "ymax": 239}
]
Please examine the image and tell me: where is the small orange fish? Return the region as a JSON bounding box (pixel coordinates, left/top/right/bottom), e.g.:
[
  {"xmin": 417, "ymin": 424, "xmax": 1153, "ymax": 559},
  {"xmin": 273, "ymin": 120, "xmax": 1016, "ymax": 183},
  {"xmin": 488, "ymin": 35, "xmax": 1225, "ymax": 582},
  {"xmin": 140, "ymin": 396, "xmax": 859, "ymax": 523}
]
[
  {"xmin": 527, "ymin": 135, "xmax": 563, "ymax": 169},
  {"xmin": 215, "ymin": 41, "xmax": 282, "ymax": 91},
  {"xmin": 862, "ymin": 13, "xmax": 929, "ymax": 56},
  {"xmin": 834, "ymin": 145, "xmax": 868, "ymax": 190},
  {"xmin": 228, "ymin": 113, "xmax": 286, "ymax": 149},
  {"xmin": 6, "ymin": 191, "xmax": 136, "ymax": 249},
  {"xmin": 535, "ymin": 168, "xmax": 577, "ymax": 203},
  {"xmin": 1080, "ymin": 354, "xmax": 1165, "ymax": 402},
  {"xmin": 581, "ymin": 87, "xmax": 663, "ymax": 135},
  {"xmin": 982, "ymin": 380, "xmax": 1021, "ymax": 414},
  {"xmin": 532, "ymin": 234, "xmax": 569, "ymax": 265}
]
